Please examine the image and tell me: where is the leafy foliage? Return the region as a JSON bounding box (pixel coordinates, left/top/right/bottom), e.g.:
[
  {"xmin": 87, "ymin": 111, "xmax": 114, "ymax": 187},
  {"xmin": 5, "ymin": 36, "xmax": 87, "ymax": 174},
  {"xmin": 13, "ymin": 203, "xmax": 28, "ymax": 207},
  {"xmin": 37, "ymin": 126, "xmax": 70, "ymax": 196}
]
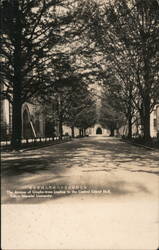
[{"xmin": 81, "ymin": 0, "xmax": 159, "ymax": 140}]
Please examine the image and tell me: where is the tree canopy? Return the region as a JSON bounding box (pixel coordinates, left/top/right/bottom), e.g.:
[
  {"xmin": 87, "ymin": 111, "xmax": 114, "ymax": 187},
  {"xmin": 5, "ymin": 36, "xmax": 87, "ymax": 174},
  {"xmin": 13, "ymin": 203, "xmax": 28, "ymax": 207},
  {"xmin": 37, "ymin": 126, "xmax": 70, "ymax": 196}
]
[{"xmin": 80, "ymin": 0, "xmax": 159, "ymax": 140}]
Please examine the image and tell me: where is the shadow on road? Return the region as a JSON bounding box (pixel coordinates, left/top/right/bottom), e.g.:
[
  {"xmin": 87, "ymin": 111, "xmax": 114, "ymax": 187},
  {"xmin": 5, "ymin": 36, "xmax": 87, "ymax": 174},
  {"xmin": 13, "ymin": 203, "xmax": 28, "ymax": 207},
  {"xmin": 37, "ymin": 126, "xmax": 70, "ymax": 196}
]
[{"xmin": 1, "ymin": 137, "xmax": 159, "ymax": 203}]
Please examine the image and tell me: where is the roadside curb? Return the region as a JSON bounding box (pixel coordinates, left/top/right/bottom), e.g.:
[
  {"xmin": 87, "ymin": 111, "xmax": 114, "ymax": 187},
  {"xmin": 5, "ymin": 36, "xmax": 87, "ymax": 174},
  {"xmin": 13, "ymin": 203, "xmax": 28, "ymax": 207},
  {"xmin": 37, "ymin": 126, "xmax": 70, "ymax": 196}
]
[
  {"xmin": 121, "ymin": 139, "xmax": 159, "ymax": 151},
  {"xmin": 22, "ymin": 139, "xmax": 72, "ymax": 152},
  {"xmin": 1, "ymin": 139, "xmax": 72, "ymax": 153},
  {"xmin": 1, "ymin": 136, "xmax": 89, "ymax": 154}
]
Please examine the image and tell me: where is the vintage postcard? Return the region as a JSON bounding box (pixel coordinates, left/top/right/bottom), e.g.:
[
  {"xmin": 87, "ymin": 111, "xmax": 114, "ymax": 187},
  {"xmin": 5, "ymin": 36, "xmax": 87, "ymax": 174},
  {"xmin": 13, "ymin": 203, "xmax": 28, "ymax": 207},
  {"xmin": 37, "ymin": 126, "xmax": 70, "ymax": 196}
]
[{"xmin": 1, "ymin": 0, "xmax": 159, "ymax": 249}]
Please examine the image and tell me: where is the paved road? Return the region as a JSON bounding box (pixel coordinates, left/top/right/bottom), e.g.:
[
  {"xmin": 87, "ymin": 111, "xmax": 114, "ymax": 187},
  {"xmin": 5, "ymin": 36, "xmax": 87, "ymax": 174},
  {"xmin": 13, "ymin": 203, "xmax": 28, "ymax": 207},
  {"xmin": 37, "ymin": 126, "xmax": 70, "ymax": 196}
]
[
  {"xmin": 1, "ymin": 136, "xmax": 159, "ymax": 249},
  {"xmin": 2, "ymin": 136, "xmax": 159, "ymax": 202}
]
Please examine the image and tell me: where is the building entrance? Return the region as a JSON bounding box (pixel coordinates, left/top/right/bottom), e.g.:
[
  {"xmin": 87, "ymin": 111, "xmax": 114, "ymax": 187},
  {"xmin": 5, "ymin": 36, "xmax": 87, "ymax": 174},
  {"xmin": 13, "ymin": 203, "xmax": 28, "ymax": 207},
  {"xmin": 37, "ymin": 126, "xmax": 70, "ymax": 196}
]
[{"xmin": 96, "ymin": 127, "xmax": 102, "ymax": 134}]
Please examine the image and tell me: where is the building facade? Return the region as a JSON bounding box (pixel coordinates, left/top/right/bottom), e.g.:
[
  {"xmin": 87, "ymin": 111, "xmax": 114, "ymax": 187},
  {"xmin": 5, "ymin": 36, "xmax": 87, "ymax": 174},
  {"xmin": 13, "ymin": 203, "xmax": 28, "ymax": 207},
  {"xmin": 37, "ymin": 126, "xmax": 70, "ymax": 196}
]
[
  {"xmin": 1, "ymin": 98, "xmax": 159, "ymax": 140},
  {"xmin": 1, "ymin": 99, "xmax": 46, "ymax": 140},
  {"xmin": 150, "ymin": 104, "xmax": 159, "ymax": 137},
  {"xmin": 87, "ymin": 123, "xmax": 110, "ymax": 136}
]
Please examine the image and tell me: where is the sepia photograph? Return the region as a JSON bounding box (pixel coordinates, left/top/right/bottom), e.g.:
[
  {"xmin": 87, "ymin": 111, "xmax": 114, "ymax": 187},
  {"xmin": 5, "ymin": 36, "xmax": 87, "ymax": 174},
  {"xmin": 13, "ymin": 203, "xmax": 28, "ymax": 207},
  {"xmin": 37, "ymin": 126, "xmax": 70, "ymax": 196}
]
[{"xmin": 1, "ymin": 0, "xmax": 159, "ymax": 249}]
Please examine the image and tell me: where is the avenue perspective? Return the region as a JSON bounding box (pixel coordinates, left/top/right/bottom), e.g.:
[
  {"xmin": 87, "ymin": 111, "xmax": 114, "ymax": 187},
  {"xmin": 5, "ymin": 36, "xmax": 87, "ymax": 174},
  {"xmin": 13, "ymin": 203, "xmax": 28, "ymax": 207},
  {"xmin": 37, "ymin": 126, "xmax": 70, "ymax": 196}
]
[{"xmin": 1, "ymin": 0, "xmax": 159, "ymax": 250}]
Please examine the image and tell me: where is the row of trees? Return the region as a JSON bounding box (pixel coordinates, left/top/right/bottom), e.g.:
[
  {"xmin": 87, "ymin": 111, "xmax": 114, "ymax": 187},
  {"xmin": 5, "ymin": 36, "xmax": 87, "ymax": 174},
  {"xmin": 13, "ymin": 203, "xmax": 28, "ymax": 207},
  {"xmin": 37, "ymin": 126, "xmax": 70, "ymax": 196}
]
[
  {"xmin": 1, "ymin": 0, "xmax": 158, "ymax": 148},
  {"xmin": 99, "ymin": 86, "xmax": 125, "ymax": 137},
  {"xmin": 80, "ymin": 0, "xmax": 159, "ymax": 141},
  {"xmin": 42, "ymin": 80, "xmax": 96, "ymax": 139},
  {"xmin": 1, "ymin": 0, "xmax": 97, "ymax": 148}
]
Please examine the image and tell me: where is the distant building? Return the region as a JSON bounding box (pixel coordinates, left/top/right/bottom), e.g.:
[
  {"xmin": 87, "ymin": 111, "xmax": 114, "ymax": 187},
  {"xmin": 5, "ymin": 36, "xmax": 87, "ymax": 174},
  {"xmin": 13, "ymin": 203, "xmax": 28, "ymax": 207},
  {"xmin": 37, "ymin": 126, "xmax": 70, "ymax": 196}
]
[
  {"xmin": 62, "ymin": 125, "xmax": 79, "ymax": 137},
  {"xmin": 150, "ymin": 104, "xmax": 159, "ymax": 137},
  {"xmin": 87, "ymin": 123, "xmax": 110, "ymax": 136}
]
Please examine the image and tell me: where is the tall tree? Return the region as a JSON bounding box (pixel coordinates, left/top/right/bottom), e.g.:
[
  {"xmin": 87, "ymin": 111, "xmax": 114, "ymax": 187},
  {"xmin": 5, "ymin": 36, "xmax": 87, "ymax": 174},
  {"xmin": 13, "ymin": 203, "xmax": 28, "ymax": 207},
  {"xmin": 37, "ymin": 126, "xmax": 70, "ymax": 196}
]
[
  {"xmin": 50, "ymin": 80, "xmax": 96, "ymax": 138},
  {"xmin": 0, "ymin": 0, "xmax": 77, "ymax": 148},
  {"xmin": 100, "ymin": 67, "xmax": 137, "ymax": 138},
  {"xmin": 63, "ymin": 84, "xmax": 96, "ymax": 137},
  {"xmin": 99, "ymin": 86, "xmax": 126, "ymax": 136}
]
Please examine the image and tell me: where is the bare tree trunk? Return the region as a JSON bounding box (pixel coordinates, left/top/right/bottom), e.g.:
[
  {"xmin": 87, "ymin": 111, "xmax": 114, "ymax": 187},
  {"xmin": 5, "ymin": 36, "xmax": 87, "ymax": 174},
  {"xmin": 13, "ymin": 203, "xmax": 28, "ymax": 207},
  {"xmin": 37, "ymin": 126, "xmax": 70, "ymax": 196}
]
[
  {"xmin": 11, "ymin": 6, "xmax": 22, "ymax": 149},
  {"xmin": 71, "ymin": 126, "xmax": 75, "ymax": 138},
  {"xmin": 83, "ymin": 128, "xmax": 86, "ymax": 136},
  {"xmin": 11, "ymin": 92, "xmax": 22, "ymax": 149},
  {"xmin": 127, "ymin": 88, "xmax": 133, "ymax": 139},
  {"xmin": 143, "ymin": 100, "xmax": 151, "ymax": 142},
  {"xmin": 127, "ymin": 114, "xmax": 132, "ymax": 139},
  {"xmin": 110, "ymin": 128, "xmax": 114, "ymax": 136},
  {"xmin": 79, "ymin": 129, "xmax": 82, "ymax": 137},
  {"xmin": 143, "ymin": 58, "xmax": 151, "ymax": 142},
  {"xmin": 81, "ymin": 129, "xmax": 83, "ymax": 137},
  {"xmin": 59, "ymin": 119, "xmax": 63, "ymax": 140}
]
